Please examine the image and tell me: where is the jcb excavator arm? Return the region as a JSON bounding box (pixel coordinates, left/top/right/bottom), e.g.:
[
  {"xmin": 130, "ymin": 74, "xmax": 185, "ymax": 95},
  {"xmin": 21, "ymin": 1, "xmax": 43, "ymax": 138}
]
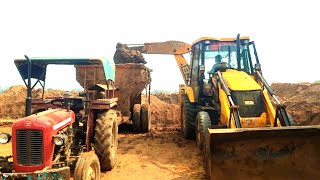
[{"xmin": 127, "ymin": 41, "xmax": 191, "ymax": 85}]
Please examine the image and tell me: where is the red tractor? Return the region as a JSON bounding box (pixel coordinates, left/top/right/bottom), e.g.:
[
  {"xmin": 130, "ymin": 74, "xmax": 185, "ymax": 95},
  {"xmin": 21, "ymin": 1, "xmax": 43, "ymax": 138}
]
[{"xmin": 0, "ymin": 56, "xmax": 151, "ymax": 179}]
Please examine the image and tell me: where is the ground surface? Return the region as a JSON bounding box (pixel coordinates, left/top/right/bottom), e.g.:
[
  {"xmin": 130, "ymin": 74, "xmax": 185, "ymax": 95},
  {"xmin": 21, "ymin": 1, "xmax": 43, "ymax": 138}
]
[{"xmin": 102, "ymin": 126, "xmax": 205, "ymax": 180}]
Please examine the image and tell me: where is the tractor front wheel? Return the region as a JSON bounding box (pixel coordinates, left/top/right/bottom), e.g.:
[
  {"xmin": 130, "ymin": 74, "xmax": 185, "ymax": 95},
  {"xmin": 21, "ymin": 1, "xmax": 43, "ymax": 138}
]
[
  {"xmin": 74, "ymin": 152, "xmax": 101, "ymax": 180},
  {"xmin": 94, "ymin": 109, "xmax": 118, "ymax": 171}
]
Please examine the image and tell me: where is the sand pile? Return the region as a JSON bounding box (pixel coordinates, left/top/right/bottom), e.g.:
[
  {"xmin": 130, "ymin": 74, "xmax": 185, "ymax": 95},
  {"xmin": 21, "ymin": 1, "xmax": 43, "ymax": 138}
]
[
  {"xmin": 0, "ymin": 85, "xmax": 75, "ymax": 118},
  {"xmin": 271, "ymin": 83, "xmax": 320, "ymax": 125},
  {"xmin": 142, "ymin": 94, "xmax": 180, "ymax": 126}
]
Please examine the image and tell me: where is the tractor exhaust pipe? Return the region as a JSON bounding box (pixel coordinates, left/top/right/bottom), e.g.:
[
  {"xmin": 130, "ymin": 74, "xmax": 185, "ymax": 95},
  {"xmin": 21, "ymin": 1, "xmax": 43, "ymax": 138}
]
[{"xmin": 25, "ymin": 55, "xmax": 32, "ymax": 116}]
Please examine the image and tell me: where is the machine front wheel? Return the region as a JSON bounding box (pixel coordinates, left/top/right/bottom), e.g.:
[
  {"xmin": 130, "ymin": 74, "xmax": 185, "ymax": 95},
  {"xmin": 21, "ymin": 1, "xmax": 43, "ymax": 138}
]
[
  {"xmin": 74, "ymin": 152, "xmax": 101, "ymax": 180},
  {"xmin": 196, "ymin": 111, "xmax": 211, "ymax": 150}
]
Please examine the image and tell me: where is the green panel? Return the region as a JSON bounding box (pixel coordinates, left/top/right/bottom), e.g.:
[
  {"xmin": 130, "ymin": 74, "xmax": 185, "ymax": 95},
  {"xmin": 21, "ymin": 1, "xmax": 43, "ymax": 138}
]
[{"xmin": 101, "ymin": 57, "xmax": 115, "ymax": 81}]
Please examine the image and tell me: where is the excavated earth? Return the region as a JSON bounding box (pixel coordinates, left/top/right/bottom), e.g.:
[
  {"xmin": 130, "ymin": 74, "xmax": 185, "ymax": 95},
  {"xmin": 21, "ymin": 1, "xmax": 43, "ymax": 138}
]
[
  {"xmin": 271, "ymin": 82, "xmax": 320, "ymax": 125},
  {"xmin": 0, "ymin": 83, "xmax": 319, "ymax": 179}
]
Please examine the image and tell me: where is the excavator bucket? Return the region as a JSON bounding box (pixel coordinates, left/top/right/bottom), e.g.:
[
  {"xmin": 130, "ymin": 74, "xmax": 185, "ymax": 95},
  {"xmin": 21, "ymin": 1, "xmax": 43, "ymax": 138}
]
[{"xmin": 204, "ymin": 125, "xmax": 320, "ymax": 180}]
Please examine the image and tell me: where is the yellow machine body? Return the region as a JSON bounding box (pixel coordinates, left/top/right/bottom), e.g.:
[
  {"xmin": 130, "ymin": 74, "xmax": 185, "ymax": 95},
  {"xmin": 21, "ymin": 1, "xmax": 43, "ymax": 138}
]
[{"xmin": 125, "ymin": 36, "xmax": 320, "ymax": 179}]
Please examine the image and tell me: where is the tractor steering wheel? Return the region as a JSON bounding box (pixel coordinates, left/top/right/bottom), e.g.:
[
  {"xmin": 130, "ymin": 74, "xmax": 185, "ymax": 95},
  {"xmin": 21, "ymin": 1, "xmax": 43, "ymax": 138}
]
[{"xmin": 50, "ymin": 99, "xmax": 65, "ymax": 107}]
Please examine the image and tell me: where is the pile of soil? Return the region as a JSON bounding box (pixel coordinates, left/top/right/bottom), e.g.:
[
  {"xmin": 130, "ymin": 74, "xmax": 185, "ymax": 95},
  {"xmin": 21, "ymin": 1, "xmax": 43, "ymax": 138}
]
[
  {"xmin": 0, "ymin": 85, "xmax": 76, "ymax": 118},
  {"xmin": 113, "ymin": 43, "xmax": 146, "ymax": 64},
  {"xmin": 271, "ymin": 83, "xmax": 320, "ymax": 125},
  {"xmin": 142, "ymin": 94, "xmax": 180, "ymax": 129},
  {"xmin": 153, "ymin": 93, "xmax": 179, "ymax": 104}
]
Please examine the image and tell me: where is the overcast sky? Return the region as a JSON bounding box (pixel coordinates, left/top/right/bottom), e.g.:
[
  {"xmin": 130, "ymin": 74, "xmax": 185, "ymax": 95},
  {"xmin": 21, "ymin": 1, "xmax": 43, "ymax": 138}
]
[{"xmin": 0, "ymin": 0, "xmax": 319, "ymax": 91}]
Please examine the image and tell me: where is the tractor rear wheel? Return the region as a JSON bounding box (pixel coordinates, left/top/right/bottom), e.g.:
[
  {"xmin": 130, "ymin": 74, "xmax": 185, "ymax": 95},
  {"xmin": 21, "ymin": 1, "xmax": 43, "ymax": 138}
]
[
  {"xmin": 94, "ymin": 109, "xmax": 118, "ymax": 171},
  {"xmin": 196, "ymin": 111, "xmax": 211, "ymax": 150},
  {"xmin": 141, "ymin": 103, "xmax": 151, "ymax": 132},
  {"xmin": 133, "ymin": 104, "xmax": 141, "ymax": 132},
  {"xmin": 180, "ymin": 94, "xmax": 196, "ymax": 139},
  {"xmin": 74, "ymin": 152, "xmax": 100, "ymax": 180}
]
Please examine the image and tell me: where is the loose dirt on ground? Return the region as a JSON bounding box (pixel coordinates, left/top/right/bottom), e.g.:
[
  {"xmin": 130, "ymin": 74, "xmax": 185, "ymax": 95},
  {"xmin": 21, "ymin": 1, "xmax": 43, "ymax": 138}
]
[{"xmin": 102, "ymin": 128, "xmax": 205, "ymax": 180}]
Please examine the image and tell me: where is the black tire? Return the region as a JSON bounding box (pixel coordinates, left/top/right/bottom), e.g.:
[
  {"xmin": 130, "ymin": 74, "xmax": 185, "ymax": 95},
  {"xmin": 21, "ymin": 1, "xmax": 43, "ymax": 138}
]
[
  {"xmin": 94, "ymin": 109, "xmax": 118, "ymax": 171},
  {"xmin": 133, "ymin": 104, "xmax": 141, "ymax": 132},
  {"xmin": 196, "ymin": 111, "xmax": 211, "ymax": 150},
  {"xmin": 141, "ymin": 103, "xmax": 151, "ymax": 133},
  {"xmin": 180, "ymin": 94, "xmax": 196, "ymax": 139},
  {"xmin": 74, "ymin": 152, "xmax": 101, "ymax": 180}
]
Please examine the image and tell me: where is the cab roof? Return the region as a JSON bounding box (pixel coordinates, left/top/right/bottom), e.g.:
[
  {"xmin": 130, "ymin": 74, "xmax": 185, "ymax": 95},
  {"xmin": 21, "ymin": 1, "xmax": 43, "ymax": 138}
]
[
  {"xmin": 191, "ymin": 36, "xmax": 250, "ymax": 47},
  {"xmin": 14, "ymin": 57, "xmax": 115, "ymax": 82}
]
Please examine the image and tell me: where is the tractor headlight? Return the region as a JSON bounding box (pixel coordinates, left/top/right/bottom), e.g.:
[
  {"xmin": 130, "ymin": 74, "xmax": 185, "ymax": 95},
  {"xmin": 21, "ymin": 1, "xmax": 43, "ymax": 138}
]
[
  {"xmin": 0, "ymin": 133, "xmax": 11, "ymax": 144},
  {"xmin": 53, "ymin": 135, "xmax": 65, "ymax": 146}
]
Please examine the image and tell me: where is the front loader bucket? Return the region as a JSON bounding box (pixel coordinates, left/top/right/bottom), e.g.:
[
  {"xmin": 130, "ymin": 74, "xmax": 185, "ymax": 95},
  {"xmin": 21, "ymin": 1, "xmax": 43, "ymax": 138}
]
[{"xmin": 204, "ymin": 125, "xmax": 320, "ymax": 180}]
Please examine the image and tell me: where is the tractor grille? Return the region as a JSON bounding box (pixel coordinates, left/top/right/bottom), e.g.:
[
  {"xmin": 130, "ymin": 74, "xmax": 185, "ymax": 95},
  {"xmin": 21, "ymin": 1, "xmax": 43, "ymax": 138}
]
[
  {"xmin": 16, "ymin": 130, "xmax": 43, "ymax": 165},
  {"xmin": 231, "ymin": 90, "xmax": 265, "ymax": 117}
]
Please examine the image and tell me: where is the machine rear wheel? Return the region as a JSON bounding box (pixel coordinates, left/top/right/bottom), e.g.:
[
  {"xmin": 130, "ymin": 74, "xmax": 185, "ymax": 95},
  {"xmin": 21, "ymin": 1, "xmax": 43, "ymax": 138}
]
[
  {"xmin": 180, "ymin": 94, "xmax": 196, "ymax": 139},
  {"xmin": 74, "ymin": 152, "xmax": 101, "ymax": 180},
  {"xmin": 196, "ymin": 111, "xmax": 211, "ymax": 150},
  {"xmin": 133, "ymin": 104, "xmax": 141, "ymax": 132},
  {"xmin": 141, "ymin": 103, "xmax": 151, "ymax": 132},
  {"xmin": 94, "ymin": 110, "xmax": 118, "ymax": 171}
]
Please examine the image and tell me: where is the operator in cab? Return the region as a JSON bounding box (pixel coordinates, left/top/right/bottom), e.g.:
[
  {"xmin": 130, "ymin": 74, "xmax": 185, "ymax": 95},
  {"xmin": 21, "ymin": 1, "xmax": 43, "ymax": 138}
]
[{"xmin": 208, "ymin": 54, "xmax": 223, "ymax": 74}]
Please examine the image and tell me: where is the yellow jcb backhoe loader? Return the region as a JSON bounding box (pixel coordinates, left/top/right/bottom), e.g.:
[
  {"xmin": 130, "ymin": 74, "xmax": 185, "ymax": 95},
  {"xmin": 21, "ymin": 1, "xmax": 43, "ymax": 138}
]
[{"xmin": 126, "ymin": 34, "xmax": 320, "ymax": 179}]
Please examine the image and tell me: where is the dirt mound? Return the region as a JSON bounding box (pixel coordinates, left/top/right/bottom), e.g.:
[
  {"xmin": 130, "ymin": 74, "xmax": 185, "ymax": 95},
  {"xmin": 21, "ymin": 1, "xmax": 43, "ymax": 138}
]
[
  {"xmin": 153, "ymin": 93, "xmax": 179, "ymax": 104},
  {"xmin": 272, "ymin": 83, "xmax": 320, "ymax": 125},
  {"xmin": 142, "ymin": 94, "xmax": 180, "ymax": 128},
  {"xmin": 113, "ymin": 43, "xmax": 146, "ymax": 64},
  {"xmin": 0, "ymin": 85, "xmax": 75, "ymax": 119}
]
